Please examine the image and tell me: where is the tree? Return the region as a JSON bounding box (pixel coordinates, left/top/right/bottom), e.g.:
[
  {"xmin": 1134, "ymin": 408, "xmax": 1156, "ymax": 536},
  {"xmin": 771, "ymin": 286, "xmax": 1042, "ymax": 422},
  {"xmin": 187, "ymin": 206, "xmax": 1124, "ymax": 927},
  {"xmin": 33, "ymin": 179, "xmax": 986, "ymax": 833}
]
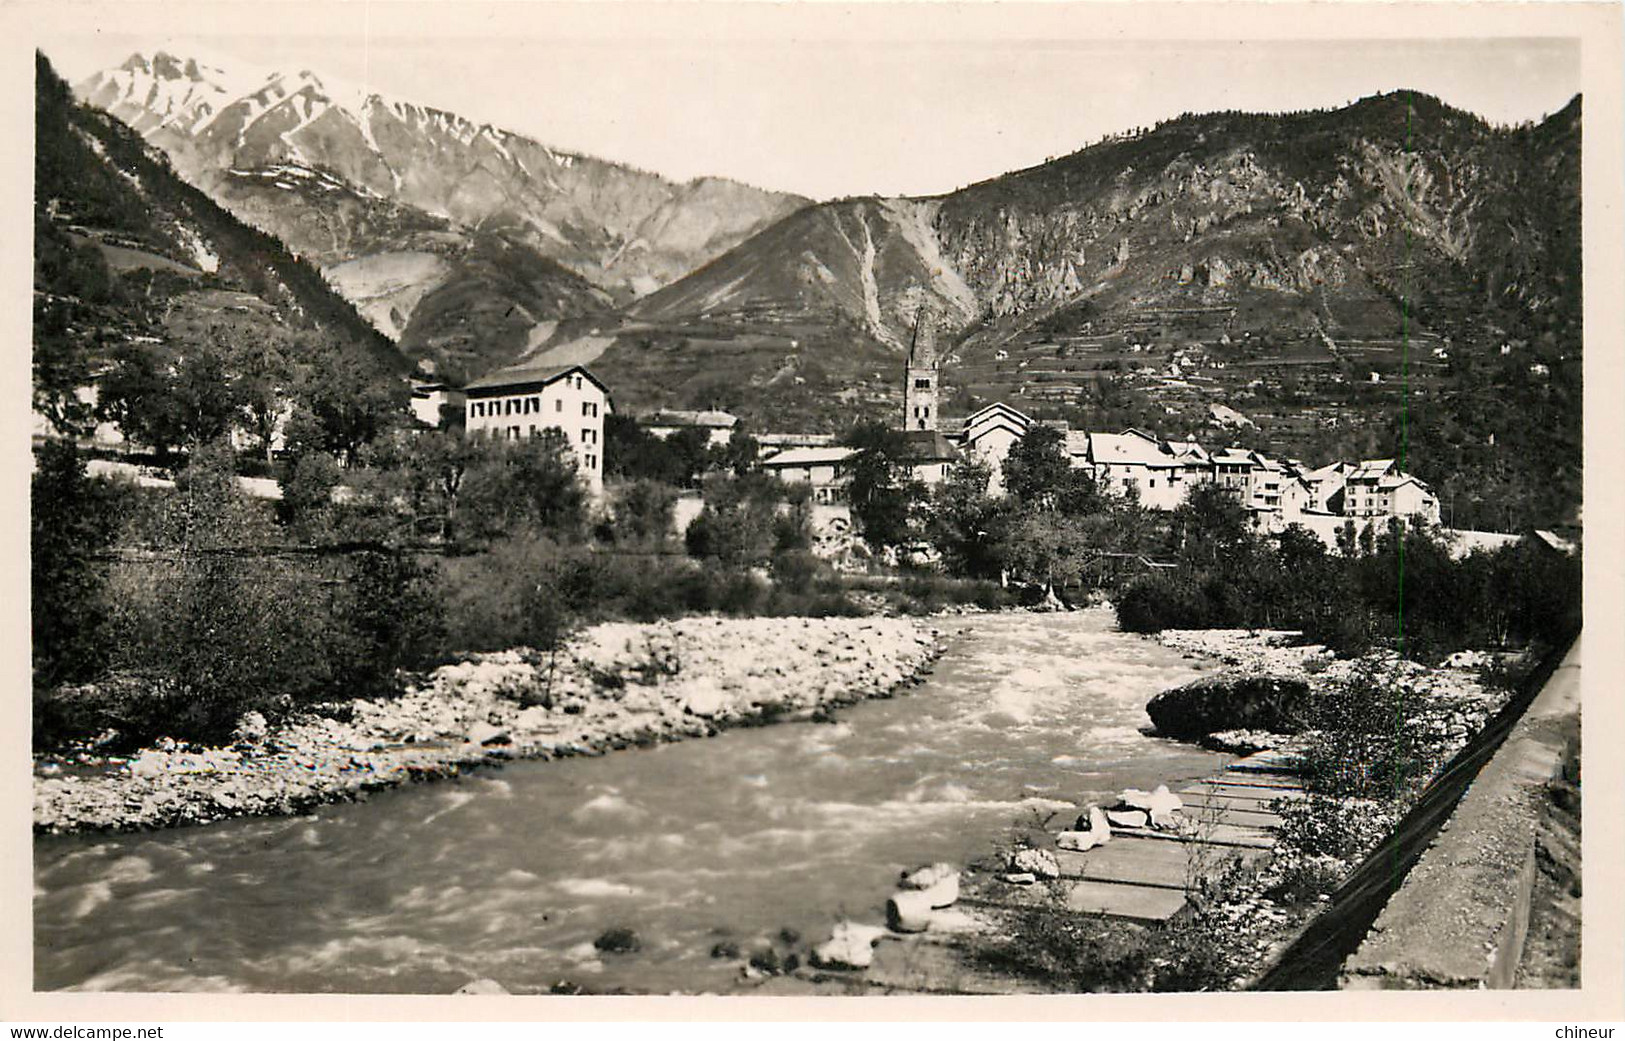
[
  {"xmin": 926, "ymin": 457, "xmax": 1016, "ymax": 580},
  {"xmin": 841, "ymin": 420, "xmax": 925, "ymax": 553},
  {"xmin": 284, "ymin": 353, "xmax": 407, "ymax": 468},
  {"xmin": 608, "ymin": 479, "xmax": 679, "ymax": 545},
  {"xmin": 1168, "ymin": 483, "xmax": 1252, "ymax": 567},
  {"xmin": 31, "ymin": 440, "xmax": 120, "ymax": 686},
  {"xmin": 684, "ymin": 472, "xmax": 779, "ymax": 568},
  {"xmin": 233, "ymin": 338, "xmax": 293, "ymax": 465},
  {"xmin": 458, "ymin": 430, "xmax": 588, "ymax": 544},
  {"xmin": 1002, "ymin": 425, "xmax": 1074, "ymax": 507},
  {"xmin": 98, "ymin": 336, "xmax": 257, "ymax": 460}
]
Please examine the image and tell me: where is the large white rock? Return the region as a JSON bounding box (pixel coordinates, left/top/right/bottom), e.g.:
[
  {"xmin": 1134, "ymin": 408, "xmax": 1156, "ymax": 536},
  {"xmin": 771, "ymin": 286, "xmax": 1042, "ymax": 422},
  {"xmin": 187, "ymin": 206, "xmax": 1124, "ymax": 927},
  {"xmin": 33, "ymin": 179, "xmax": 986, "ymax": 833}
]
[
  {"xmin": 899, "ymin": 862, "xmax": 958, "ymax": 892},
  {"xmin": 1057, "ymin": 806, "xmax": 1112, "ymax": 851},
  {"xmin": 680, "ymin": 682, "xmax": 733, "ymax": 718},
  {"xmin": 1055, "ymin": 829, "xmax": 1107, "ymax": 852},
  {"xmin": 1009, "ymin": 848, "xmax": 1060, "ymax": 879},
  {"xmin": 810, "ymin": 921, "xmax": 889, "ymax": 969},
  {"xmin": 1118, "ymin": 784, "xmax": 1182, "ymax": 827},
  {"xmin": 454, "ymin": 978, "xmax": 509, "ymax": 995},
  {"xmin": 1105, "ymin": 808, "xmax": 1149, "ymax": 829},
  {"xmin": 886, "ymin": 889, "xmax": 935, "ymax": 933},
  {"xmin": 233, "ymin": 711, "xmax": 269, "ymax": 744}
]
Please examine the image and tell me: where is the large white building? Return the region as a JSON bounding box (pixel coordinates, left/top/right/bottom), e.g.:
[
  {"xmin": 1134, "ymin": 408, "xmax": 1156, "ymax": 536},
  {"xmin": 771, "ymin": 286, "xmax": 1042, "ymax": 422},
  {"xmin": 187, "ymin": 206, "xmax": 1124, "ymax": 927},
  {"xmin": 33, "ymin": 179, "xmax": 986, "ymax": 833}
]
[
  {"xmin": 959, "ymin": 402, "xmax": 1034, "ymax": 495},
  {"xmin": 463, "ymin": 362, "xmax": 613, "ymax": 495}
]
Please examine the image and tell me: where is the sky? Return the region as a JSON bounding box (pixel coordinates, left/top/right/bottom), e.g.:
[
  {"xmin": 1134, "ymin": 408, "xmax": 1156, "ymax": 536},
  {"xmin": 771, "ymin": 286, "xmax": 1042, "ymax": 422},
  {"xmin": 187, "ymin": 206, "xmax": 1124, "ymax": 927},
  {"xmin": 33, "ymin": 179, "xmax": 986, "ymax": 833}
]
[{"xmin": 37, "ymin": 3, "xmax": 1583, "ymax": 201}]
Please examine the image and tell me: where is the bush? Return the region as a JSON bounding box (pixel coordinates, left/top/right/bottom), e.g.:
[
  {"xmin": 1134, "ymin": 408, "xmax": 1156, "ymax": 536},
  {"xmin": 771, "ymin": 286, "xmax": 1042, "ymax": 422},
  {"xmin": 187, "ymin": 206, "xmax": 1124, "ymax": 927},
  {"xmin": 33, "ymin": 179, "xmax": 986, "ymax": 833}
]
[
  {"xmin": 1297, "ymin": 663, "xmax": 1435, "ymax": 800},
  {"xmin": 1115, "ymin": 573, "xmax": 1212, "ymax": 632},
  {"xmin": 1271, "ymin": 794, "xmax": 1399, "ymax": 862}
]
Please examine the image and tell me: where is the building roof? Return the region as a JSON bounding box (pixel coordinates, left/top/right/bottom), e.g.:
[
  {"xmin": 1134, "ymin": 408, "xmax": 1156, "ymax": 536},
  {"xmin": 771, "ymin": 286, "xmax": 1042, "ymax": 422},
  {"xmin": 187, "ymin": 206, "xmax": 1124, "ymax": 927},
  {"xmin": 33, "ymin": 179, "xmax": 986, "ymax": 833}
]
[
  {"xmin": 464, "ymin": 361, "xmax": 612, "ymax": 400},
  {"xmin": 644, "ymin": 409, "xmax": 739, "ymax": 429},
  {"xmin": 759, "ymin": 446, "xmax": 859, "ymax": 469},
  {"xmin": 1303, "ymin": 461, "xmax": 1350, "ymax": 483},
  {"xmin": 1530, "ymin": 529, "xmax": 1579, "ymax": 556},
  {"xmin": 1164, "ymin": 439, "xmax": 1211, "ymax": 464},
  {"xmin": 757, "ymin": 432, "xmax": 837, "ymax": 448},
  {"xmin": 1211, "ymin": 447, "xmax": 1257, "ymax": 466},
  {"xmin": 1348, "ymin": 458, "xmax": 1398, "ymax": 482},
  {"xmin": 962, "ymin": 401, "xmax": 1034, "ymax": 431},
  {"xmin": 1089, "ymin": 429, "xmax": 1179, "ymax": 468},
  {"xmin": 1064, "ymin": 431, "xmax": 1092, "ymax": 457},
  {"xmin": 900, "ymin": 429, "xmax": 962, "ymax": 463}
]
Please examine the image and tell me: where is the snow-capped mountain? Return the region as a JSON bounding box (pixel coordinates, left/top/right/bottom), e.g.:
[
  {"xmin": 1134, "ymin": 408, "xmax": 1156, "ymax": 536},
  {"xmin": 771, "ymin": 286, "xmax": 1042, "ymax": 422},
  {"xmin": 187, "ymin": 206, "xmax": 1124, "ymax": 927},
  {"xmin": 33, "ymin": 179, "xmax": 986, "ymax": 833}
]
[{"xmin": 73, "ymin": 50, "xmax": 807, "ymax": 377}]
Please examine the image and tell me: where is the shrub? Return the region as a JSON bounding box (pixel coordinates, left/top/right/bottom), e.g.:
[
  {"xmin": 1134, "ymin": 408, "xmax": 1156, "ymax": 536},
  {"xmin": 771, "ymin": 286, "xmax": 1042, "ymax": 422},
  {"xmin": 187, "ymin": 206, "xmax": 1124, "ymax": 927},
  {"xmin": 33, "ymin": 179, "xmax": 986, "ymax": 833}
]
[{"xmin": 1115, "ymin": 573, "xmax": 1212, "ymax": 633}]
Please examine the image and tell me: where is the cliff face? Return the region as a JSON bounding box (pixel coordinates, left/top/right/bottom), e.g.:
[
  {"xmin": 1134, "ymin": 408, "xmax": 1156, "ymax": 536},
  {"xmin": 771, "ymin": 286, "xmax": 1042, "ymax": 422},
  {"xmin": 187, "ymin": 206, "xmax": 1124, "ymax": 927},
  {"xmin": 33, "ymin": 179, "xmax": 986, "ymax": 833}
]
[{"xmin": 933, "ymin": 91, "xmax": 1577, "ymax": 341}]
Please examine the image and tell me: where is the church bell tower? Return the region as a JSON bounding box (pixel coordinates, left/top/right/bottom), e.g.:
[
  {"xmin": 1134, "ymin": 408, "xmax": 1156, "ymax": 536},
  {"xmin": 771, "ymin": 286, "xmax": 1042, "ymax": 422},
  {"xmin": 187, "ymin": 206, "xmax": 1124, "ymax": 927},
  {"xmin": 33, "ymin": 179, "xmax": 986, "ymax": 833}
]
[{"xmin": 904, "ymin": 306, "xmax": 939, "ymax": 432}]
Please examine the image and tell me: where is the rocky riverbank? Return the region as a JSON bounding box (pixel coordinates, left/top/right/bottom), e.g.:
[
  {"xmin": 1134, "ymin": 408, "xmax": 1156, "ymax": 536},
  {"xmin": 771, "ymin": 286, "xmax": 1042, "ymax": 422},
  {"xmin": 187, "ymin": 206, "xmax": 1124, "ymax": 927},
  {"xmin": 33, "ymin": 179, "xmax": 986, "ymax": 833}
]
[
  {"xmin": 34, "ymin": 616, "xmax": 946, "ymax": 835},
  {"xmin": 1150, "ymin": 628, "xmax": 1508, "ymax": 755}
]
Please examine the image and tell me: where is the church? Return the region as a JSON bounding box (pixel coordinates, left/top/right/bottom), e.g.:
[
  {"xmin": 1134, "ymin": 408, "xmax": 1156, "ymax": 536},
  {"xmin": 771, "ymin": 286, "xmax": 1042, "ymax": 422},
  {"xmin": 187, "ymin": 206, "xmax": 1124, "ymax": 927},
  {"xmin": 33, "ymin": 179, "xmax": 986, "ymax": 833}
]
[{"xmin": 899, "ymin": 306, "xmax": 1028, "ymax": 490}]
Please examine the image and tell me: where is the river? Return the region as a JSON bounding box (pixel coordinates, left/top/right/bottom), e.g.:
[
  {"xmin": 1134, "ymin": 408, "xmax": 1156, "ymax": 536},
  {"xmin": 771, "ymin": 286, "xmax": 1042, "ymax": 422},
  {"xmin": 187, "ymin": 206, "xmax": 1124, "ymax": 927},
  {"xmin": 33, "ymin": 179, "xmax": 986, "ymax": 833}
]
[{"xmin": 33, "ymin": 608, "xmax": 1230, "ymax": 994}]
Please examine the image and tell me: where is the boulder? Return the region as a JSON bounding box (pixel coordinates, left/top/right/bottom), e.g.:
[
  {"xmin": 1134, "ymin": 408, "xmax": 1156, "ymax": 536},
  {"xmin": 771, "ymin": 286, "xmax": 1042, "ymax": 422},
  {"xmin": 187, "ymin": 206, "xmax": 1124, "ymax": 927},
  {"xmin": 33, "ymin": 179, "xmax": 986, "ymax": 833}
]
[
  {"xmin": 885, "ymin": 889, "xmax": 935, "ymax": 933},
  {"xmin": 1105, "ymin": 809, "xmax": 1149, "ymax": 829},
  {"xmin": 1009, "ymin": 848, "xmax": 1060, "ymax": 880},
  {"xmin": 899, "ymin": 862, "xmax": 957, "ymax": 891},
  {"xmin": 680, "ymin": 682, "xmax": 733, "ymax": 718},
  {"xmin": 233, "ymin": 711, "xmax": 269, "ymax": 745},
  {"xmin": 593, "ymin": 927, "xmax": 641, "ymax": 954},
  {"xmin": 466, "ymin": 722, "xmax": 512, "ymax": 747},
  {"xmin": 1055, "ymin": 829, "xmax": 1106, "ymax": 852},
  {"xmin": 1122, "ymin": 784, "xmax": 1183, "ymax": 828},
  {"xmin": 998, "ymin": 872, "xmax": 1038, "ymax": 886},
  {"xmin": 810, "ymin": 921, "xmax": 888, "ymax": 970},
  {"xmin": 1146, "ymin": 673, "xmax": 1311, "ymax": 739},
  {"xmin": 128, "ymin": 751, "xmax": 168, "ymax": 779},
  {"xmin": 1057, "ymin": 805, "xmax": 1112, "ymax": 851},
  {"xmin": 454, "ymin": 978, "xmax": 509, "ymax": 995}
]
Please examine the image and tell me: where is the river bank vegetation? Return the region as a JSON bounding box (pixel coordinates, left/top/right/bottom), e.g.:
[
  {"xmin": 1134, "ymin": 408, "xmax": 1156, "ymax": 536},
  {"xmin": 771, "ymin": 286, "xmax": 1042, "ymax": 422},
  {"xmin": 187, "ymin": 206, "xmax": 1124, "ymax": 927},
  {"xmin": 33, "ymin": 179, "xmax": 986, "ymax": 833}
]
[{"xmin": 35, "ymin": 408, "xmax": 1577, "ymax": 756}]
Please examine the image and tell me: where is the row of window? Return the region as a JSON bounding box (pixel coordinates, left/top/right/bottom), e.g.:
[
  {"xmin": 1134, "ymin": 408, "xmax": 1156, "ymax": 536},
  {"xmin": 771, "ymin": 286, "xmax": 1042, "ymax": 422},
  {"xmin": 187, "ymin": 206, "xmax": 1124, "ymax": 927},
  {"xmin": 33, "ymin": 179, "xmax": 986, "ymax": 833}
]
[
  {"xmin": 471, "ymin": 397, "xmax": 601, "ymax": 419},
  {"xmin": 490, "ymin": 425, "xmax": 601, "ymax": 469}
]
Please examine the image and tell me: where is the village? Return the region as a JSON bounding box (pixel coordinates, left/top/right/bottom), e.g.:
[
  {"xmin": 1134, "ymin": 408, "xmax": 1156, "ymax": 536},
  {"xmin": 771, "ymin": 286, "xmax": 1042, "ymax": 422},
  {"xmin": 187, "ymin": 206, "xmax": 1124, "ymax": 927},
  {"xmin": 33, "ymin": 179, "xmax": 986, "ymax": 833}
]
[{"xmin": 400, "ymin": 307, "xmax": 1531, "ymax": 564}]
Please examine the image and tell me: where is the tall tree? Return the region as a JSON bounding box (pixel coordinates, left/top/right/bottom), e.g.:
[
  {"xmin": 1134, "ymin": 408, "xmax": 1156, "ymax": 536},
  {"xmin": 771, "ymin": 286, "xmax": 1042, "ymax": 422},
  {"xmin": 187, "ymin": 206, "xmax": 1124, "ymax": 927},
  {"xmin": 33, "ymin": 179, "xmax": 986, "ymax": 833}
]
[{"xmin": 841, "ymin": 420, "xmax": 926, "ymax": 553}]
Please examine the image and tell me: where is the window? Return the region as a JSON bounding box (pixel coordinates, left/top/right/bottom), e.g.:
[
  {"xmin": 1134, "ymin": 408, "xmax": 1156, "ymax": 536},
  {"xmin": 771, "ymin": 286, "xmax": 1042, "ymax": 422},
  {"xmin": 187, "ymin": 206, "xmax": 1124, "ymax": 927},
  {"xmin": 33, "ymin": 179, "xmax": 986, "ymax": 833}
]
[
  {"xmin": 582, "ymin": 428, "xmax": 591, "ymax": 443},
  {"xmin": 555, "ymin": 399, "xmax": 563, "ymax": 413},
  {"xmin": 582, "ymin": 401, "xmax": 592, "ymax": 416},
  {"xmin": 914, "ymin": 378, "xmax": 931, "ymax": 389}
]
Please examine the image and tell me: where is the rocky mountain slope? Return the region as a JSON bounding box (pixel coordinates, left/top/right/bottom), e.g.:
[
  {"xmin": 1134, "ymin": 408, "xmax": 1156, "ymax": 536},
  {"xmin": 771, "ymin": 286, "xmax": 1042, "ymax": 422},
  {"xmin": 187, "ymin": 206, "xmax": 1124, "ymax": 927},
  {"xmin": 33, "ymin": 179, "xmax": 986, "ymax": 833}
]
[
  {"xmin": 72, "ymin": 51, "xmax": 807, "ymax": 377},
  {"xmin": 595, "ymin": 91, "xmax": 1582, "ymax": 527},
  {"xmin": 32, "ymin": 52, "xmax": 404, "ymax": 441}
]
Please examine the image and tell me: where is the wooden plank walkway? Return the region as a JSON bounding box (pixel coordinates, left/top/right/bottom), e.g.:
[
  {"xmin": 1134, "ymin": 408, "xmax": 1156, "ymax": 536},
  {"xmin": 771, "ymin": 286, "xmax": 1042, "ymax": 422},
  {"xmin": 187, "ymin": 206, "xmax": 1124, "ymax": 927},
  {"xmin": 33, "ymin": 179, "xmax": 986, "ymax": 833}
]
[{"xmin": 799, "ymin": 748, "xmax": 1305, "ymax": 994}]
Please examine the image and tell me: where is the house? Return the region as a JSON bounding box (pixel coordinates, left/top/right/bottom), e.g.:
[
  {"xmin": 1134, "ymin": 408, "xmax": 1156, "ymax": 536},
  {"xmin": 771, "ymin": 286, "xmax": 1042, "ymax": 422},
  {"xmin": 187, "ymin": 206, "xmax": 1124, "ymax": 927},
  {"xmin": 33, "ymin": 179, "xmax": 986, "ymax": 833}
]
[
  {"xmin": 1343, "ymin": 459, "xmax": 1441, "ymax": 523},
  {"xmin": 1083, "ymin": 429, "xmax": 1190, "ymax": 510},
  {"xmin": 409, "ymin": 380, "xmax": 465, "ymax": 428},
  {"xmin": 1210, "ymin": 446, "xmax": 1257, "ymax": 499},
  {"xmin": 758, "ymin": 446, "xmax": 859, "ymax": 504},
  {"xmin": 643, "ymin": 409, "xmax": 739, "ymax": 448},
  {"xmin": 958, "ymin": 402, "xmax": 1032, "ymax": 494},
  {"xmin": 1163, "ymin": 438, "xmax": 1215, "ymax": 499},
  {"xmin": 463, "ymin": 362, "xmax": 613, "ymax": 495},
  {"xmin": 1300, "ymin": 461, "xmax": 1352, "ymax": 513}
]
